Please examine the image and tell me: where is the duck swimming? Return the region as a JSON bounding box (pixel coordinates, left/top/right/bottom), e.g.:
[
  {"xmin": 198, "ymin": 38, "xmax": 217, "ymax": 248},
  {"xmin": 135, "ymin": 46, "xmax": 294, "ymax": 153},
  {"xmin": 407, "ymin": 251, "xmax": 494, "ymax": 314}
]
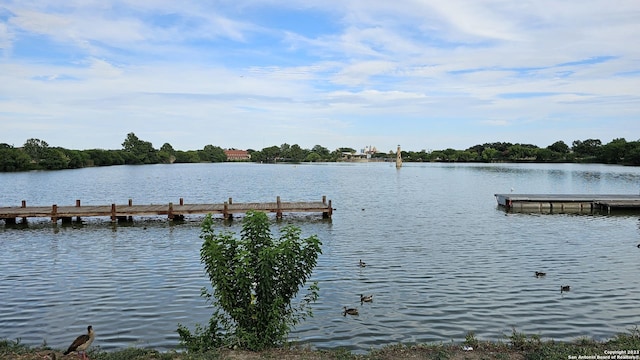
[
  {"xmin": 360, "ymin": 294, "xmax": 373, "ymax": 303},
  {"xmin": 535, "ymin": 271, "xmax": 546, "ymax": 277},
  {"xmin": 343, "ymin": 306, "xmax": 359, "ymax": 316},
  {"xmin": 561, "ymin": 285, "xmax": 571, "ymax": 293},
  {"xmin": 359, "ymin": 259, "xmax": 366, "ymax": 267}
]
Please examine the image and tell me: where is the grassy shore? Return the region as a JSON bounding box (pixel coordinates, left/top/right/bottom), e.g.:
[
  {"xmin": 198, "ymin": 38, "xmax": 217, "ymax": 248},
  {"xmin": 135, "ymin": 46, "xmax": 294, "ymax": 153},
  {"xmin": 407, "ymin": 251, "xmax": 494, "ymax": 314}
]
[{"xmin": 2, "ymin": 328, "xmax": 639, "ymax": 360}]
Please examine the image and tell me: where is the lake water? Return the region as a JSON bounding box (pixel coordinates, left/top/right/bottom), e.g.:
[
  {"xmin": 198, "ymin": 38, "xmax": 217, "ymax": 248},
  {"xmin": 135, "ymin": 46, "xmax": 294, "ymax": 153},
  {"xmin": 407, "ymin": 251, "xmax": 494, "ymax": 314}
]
[{"xmin": 1, "ymin": 162, "xmax": 639, "ymax": 353}]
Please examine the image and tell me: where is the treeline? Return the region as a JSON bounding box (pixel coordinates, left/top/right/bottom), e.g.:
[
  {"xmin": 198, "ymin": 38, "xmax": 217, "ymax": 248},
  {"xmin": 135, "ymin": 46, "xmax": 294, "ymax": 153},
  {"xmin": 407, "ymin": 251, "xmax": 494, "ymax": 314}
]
[
  {"xmin": 402, "ymin": 138, "xmax": 640, "ymax": 165},
  {"xmin": 1, "ymin": 133, "xmax": 639, "ymax": 172},
  {"xmin": 0, "ymin": 133, "xmax": 228, "ymax": 172}
]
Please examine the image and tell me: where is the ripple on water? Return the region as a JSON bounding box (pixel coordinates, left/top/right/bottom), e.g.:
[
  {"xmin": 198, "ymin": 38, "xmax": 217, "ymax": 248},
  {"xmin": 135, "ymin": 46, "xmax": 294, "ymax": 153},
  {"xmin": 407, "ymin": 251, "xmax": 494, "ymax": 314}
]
[{"xmin": 2, "ymin": 163, "xmax": 640, "ymax": 352}]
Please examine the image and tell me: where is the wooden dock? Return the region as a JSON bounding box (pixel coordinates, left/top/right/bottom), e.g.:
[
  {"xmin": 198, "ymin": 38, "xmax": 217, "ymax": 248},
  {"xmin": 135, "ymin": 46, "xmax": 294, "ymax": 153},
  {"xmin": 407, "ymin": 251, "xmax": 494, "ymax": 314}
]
[
  {"xmin": 495, "ymin": 193, "xmax": 640, "ymax": 213},
  {"xmin": 0, "ymin": 196, "xmax": 333, "ymax": 224}
]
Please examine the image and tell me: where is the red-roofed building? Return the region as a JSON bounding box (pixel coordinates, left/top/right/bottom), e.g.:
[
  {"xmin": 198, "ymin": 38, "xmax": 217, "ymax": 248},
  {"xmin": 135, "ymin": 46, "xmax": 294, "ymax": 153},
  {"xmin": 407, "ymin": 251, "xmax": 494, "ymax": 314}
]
[{"xmin": 224, "ymin": 149, "xmax": 251, "ymax": 161}]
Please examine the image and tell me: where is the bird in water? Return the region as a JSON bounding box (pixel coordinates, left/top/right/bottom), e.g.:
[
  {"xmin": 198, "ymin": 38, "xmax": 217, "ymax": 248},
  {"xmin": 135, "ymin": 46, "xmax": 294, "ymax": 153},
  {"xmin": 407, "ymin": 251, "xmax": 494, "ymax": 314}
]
[
  {"xmin": 535, "ymin": 271, "xmax": 546, "ymax": 277},
  {"xmin": 343, "ymin": 306, "xmax": 359, "ymax": 316},
  {"xmin": 63, "ymin": 325, "xmax": 95, "ymax": 360},
  {"xmin": 360, "ymin": 294, "xmax": 373, "ymax": 303},
  {"xmin": 359, "ymin": 259, "xmax": 366, "ymax": 268},
  {"xmin": 561, "ymin": 285, "xmax": 571, "ymax": 293}
]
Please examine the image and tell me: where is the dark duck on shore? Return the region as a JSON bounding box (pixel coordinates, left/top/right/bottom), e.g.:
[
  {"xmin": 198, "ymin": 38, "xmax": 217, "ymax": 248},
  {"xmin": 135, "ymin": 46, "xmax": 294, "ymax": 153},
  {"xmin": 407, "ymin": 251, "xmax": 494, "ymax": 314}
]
[
  {"xmin": 343, "ymin": 306, "xmax": 359, "ymax": 316},
  {"xmin": 63, "ymin": 325, "xmax": 95, "ymax": 360}
]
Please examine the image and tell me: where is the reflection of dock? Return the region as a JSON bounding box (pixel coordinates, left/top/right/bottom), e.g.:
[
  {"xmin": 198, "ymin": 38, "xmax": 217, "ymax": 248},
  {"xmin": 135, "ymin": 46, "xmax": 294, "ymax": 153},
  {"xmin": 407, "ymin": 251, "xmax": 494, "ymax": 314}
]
[
  {"xmin": 495, "ymin": 194, "xmax": 640, "ymax": 213},
  {"xmin": 0, "ymin": 196, "xmax": 332, "ymax": 224}
]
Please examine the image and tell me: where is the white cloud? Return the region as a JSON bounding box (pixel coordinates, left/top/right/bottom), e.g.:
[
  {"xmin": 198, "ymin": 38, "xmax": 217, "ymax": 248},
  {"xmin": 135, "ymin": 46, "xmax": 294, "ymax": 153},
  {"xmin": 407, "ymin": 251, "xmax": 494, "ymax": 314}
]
[{"xmin": 1, "ymin": 0, "xmax": 639, "ymax": 152}]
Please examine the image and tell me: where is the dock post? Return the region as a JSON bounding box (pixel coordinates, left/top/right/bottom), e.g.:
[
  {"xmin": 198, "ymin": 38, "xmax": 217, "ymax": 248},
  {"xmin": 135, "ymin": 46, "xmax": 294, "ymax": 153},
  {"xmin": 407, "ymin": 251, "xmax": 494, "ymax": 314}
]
[
  {"xmin": 223, "ymin": 201, "xmax": 229, "ymax": 220},
  {"xmin": 324, "ymin": 200, "xmax": 333, "ymax": 218},
  {"xmin": 126, "ymin": 199, "xmax": 133, "ymax": 221},
  {"xmin": 75, "ymin": 200, "xmax": 82, "ymax": 222},
  {"xmin": 276, "ymin": 196, "xmax": 282, "ymax": 219},
  {"xmin": 229, "ymin": 197, "xmax": 233, "ymax": 204},
  {"xmin": 21, "ymin": 200, "xmax": 27, "ymax": 222},
  {"xmin": 322, "ymin": 195, "xmax": 326, "ymax": 205},
  {"xmin": 180, "ymin": 198, "xmax": 184, "ymax": 206},
  {"xmin": 111, "ymin": 204, "xmax": 116, "ymax": 222},
  {"xmin": 51, "ymin": 204, "xmax": 58, "ymax": 223},
  {"xmin": 396, "ymin": 145, "xmax": 402, "ymax": 168},
  {"xmin": 168, "ymin": 202, "xmax": 174, "ymax": 220}
]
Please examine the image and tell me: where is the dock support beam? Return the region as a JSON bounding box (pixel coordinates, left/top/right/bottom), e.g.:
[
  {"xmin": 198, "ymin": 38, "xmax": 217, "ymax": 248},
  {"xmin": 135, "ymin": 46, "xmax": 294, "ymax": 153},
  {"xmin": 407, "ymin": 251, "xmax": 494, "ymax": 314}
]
[
  {"xmin": 51, "ymin": 204, "xmax": 58, "ymax": 223},
  {"xmin": 21, "ymin": 200, "xmax": 27, "ymax": 222},
  {"xmin": 276, "ymin": 196, "xmax": 282, "ymax": 219},
  {"xmin": 223, "ymin": 201, "xmax": 231, "ymax": 220},
  {"xmin": 111, "ymin": 204, "xmax": 116, "ymax": 222},
  {"xmin": 324, "ymin": 200, "xmax": 332, "ymax": 218},
  {"xmin": 75, "ymin": 199, "xmax": 82, "ymax": 222}
]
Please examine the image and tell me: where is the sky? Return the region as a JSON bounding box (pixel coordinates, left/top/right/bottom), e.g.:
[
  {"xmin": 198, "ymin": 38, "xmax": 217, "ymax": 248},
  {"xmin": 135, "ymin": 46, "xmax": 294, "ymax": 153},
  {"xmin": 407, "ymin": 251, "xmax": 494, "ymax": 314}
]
[{"xmin": 1, "ymin": 1, "xmax": 639, "ymax": 153}]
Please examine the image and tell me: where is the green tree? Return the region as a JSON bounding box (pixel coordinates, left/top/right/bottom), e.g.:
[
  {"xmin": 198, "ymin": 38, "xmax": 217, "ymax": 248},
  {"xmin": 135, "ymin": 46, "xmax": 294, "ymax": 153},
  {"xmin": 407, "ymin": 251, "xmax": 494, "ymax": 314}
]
[
  {"xmin": 506, "ymin": 144, "xmax": 538, "ymax": 161},
  {"xmin": 481, "ymin": 148, "xmax": 499, "ymax": 162},
  {"xmin": 600, "ymin": 138, "xmax": 628, "ymax": 164},
  {"xmin": 304, "ymin": 152, "xmax": 321, "ymax": 162},
  {"xmin": 160, "ymin": 143, "xmax": 175, "ymax": 155},
  {"xmin": 40, "ymin": 148, "xmax": 70, "ymax": 170},
  {"xmin": 572, "ymin": 139, "xmax": 602, "ymax": 158},
  {"xmin": 63, "ymin": 149, "xmax": 90, "ymax": 169},
  {"xmin": 547, "ymin": 140, "xmax": 570, "ymax": 155},
  {"xmin": 0, "ymin": 145, "xmax": 31, "ymax": 171},
  {"xmin": 261, "ymin": 145, "xmax": 281, "ymax": 162},
  {"xmin": 535, "ymin": 148, "xmax": 555, "ymax": 162},
  {"xmin": 288, "ymin": 144, "xmax": 306, "ymax": 162},
  {"xmin": 337, "ymin": 147, "xmax": 356, "ymax": 154},
  {"xmin": 198, "ymin": 145, "xmax": 226, "ymax": 162},
  {"xmin": 174, "ymin": 150, "xmax": 201, "ymax": 163},
  {"xmin": 159, "ymin": 143, "xmax": 176, "ymax": 164},
  {"xmin": 121, "ymin": 132, "xmax": 158, "ymax": 164},
  {"xmin": 311, "ymin": 145, "xmax": 330, "ymax": 159},
  {"xmin": 279, "ymin": 143, "xmax": 291, "ymax": 160},
  {"xmin": 178, "ymin": 211, "xmax": 321, "ymax": 351},
  {"xmin": 22, "ymin": 138, "xmax": 49, "ymax": 163},
  {"xmin": 626, "ymin": 141, "xmax": 640, "ymax": 165}
]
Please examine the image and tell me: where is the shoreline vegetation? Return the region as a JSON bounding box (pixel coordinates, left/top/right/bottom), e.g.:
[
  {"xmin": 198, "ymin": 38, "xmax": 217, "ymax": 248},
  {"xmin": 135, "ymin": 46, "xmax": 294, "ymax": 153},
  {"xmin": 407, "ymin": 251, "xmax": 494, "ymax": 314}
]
[
  {"xmin": 1, "ymin": 133, "xmax": 639, "ymax": 172},
  {"xmin": 2, "ymin": 328, "xmax": 640, "ymax": 360}
]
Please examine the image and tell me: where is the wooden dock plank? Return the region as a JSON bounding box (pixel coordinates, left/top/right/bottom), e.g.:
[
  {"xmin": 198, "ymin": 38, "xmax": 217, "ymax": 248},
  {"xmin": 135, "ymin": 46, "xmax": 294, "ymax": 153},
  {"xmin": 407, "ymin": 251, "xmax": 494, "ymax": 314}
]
[
  {"xmin": 495, "ymin": 193, "xmax": 640, "ymax": 213},
  {"xmin": 0, "ymin": 197, "xmax": 332, "ymax": 223}
]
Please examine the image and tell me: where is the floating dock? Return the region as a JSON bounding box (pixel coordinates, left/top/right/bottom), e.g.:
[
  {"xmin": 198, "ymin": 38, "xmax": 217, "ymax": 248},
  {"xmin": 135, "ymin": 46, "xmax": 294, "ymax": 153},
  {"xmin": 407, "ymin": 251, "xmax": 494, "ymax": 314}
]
[
  {"xmin": 495, "ymin": 194, "xmax": 640, "ymax": 213},
  {"xmin": 0, "ymin": 196, "xmax": 333, "ymax": 224}
]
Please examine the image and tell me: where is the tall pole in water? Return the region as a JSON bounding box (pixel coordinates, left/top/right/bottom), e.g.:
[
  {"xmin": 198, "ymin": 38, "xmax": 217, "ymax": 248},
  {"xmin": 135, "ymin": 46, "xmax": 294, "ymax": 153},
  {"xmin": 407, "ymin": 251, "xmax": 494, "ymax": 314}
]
[{"xmin": 396, "ymin": 145, "xmax": 402, "ymax": 168}]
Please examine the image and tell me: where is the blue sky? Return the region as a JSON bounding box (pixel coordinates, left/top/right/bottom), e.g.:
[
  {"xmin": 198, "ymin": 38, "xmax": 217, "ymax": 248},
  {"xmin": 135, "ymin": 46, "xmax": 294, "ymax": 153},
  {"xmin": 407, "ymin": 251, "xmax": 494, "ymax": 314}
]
[{"xmin": 1, "ymin": 1, "xmax": 639, "ymax": 153}]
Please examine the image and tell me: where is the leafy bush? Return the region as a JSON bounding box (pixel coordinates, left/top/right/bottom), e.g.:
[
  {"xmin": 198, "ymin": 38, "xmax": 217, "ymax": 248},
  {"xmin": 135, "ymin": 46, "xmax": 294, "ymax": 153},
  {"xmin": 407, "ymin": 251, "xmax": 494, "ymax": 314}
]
[{"xmin": 178, "ymin": 210, "xmax": 322, "ymax": 351}]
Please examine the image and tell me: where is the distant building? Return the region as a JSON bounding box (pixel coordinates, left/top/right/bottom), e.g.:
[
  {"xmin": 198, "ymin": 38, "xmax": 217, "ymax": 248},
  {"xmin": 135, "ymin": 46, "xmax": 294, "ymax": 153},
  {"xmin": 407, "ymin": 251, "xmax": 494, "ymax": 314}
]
[
  {"xmin": 224, "ymin": 149, "xmax": 251, "ymax": 161},
  {"xmin": 342, "ymin": 145, "xmax": 379, "ymax": 161},
  {"xmin": 361, "ymin": 145, "xmax": 378, "ymax": 155}
]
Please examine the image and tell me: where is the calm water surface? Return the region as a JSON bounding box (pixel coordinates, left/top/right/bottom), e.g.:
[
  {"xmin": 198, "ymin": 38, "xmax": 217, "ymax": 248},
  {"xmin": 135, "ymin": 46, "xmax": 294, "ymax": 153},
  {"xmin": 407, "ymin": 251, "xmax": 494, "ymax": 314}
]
[{"xmin": 1, "ymin": 162, "xmax": 639, "ymax": 352}]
